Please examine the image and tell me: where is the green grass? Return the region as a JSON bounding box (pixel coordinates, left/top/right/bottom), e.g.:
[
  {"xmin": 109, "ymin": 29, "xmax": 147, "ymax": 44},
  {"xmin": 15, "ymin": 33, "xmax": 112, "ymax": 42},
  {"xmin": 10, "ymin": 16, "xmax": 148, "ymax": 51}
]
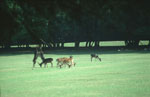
[{"xmin": 0, "ymin": 50, "xmax": 150, "ymax": 97}]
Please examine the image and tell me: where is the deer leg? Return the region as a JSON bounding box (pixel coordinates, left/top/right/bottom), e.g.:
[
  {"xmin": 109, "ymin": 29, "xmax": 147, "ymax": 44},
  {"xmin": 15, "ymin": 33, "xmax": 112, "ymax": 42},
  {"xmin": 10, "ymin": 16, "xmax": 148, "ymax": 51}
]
[
  {"xmin": 74, "ymin": 62, "xmax": 76, "ymax": 67},
  {"xmin": 46, "ymin": 63, "xmax": 48, "ymax": 68},
  {"xmin": 91, "ymin": 57, "xmax": 93, "ymax": 62},
  {"xmin": 51, "ymin": 62, "xmax": 53, "ymax": 67},
  {"xmin": 68, "ymin": 62, "xmax": 72, "ymax": 68},
  {"xmin": 33, "ymin": 55, "xmax": 38, "ymax": 68},
  {"xmin": 33, "ymin": 58, "xmax": 36, "ymax": 66},
  {"xmin": 58, "ymin": 62, "xmax": 62, "ymax": 68},
  {"xmin": 33, "ymin": 62, "xmax": 35, "ymax": 68},
  {"xmin": 98, "ymin": 57, "xmax": 101, "ymax": 61},
  {"xmin": 57, "ymin": 62, "xmax": 59, "ymax": 68},
  {"xmin": 39, "ymin": 62, "xmax": 43, "ymax": 67},
  {"xmin": 60, "ymin": 64, "xmax": 62, "ymax": 68},
  {"xmin": 40, "ymin": 52, "xmax": 45, "ymax": 61},
  {"xmin": 68, "ymin": 64, "xmax": 71, "ymax": 68},
  {"xmin": 60, "ymin": 63, "xmax": 64, "ymax": 68},
  {"xmin": 40, "ymin": 63, "xmax": 42, "ymax": 67},
  {"xmin": 44, "ymin": 63, "xmax": 47, "ymax": 68}
]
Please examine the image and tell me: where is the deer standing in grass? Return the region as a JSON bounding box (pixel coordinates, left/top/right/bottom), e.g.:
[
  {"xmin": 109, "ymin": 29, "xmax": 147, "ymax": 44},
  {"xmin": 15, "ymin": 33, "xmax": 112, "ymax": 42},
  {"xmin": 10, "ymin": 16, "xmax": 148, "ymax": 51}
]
[
  {"xmin": 56, "ymin": 56, "xmax": 76, "ymax": 68},
  {"xmin": 32, "ymin": 46, "xmax": 45, "ymax": 69},
  {"xmin": 91, "ymin": 54, "xmax": 101, "ymax": 62},
  {"xmin": 32, "ymin": 45, "xmax": 53, "ymax": 69},
  {"xmin": 39, "ymin": 58, "xmax": 53, "ymax": 68}
]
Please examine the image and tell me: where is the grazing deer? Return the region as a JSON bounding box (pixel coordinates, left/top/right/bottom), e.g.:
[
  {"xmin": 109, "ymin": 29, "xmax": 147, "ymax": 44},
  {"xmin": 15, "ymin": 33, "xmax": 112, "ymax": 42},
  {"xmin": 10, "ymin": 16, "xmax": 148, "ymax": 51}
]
[
  {"xmin": 38, "ymin": 58, "xmax": 53, "ymax": 68},
  {"xmin": 91, "ymin": 54, "xmax": 101, "ymax": 62},
  {"xmin": 32, "ymin": 45, "xmax": 45, "ymax": 69},
  {"xmin": 56, "ymin": 56, "xmax": 75, "ymax": 68},
  {"xmin": 56, "ymin": 57, "xmax": 67, "ymax": 67}
]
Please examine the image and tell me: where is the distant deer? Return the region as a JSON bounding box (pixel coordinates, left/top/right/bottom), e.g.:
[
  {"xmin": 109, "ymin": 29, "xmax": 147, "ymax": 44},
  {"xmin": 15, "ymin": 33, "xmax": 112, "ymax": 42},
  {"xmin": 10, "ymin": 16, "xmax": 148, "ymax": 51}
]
[
  {"xmin": 91, "ymin": 54, "xmax": 101, "ymax": 62},
  {"xmin": 56, "ymin": 56, "xmax": 75, "ymax": 68},
  {"xmin": 56, "ymin": 57, "xmax": 67, "ymax": 67},
  {"xmin": 38, "ymin": 58, "xmax": 53, "ymax": 68},
  {"xmin": 32, "ymin": 45, "xmax": 45, "ymax": 69}
]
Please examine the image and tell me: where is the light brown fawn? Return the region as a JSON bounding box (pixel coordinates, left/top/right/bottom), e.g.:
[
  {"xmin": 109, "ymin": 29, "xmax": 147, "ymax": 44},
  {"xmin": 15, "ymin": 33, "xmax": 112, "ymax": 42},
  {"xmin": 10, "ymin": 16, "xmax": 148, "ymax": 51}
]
[{"xmin": 56, "ymin": 56, "xmax": 75, "ymax": 68}]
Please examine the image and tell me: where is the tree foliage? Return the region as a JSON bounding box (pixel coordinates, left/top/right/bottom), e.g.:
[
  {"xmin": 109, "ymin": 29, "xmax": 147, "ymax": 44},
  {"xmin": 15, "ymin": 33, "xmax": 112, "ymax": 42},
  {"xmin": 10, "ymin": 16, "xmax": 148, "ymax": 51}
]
[{"xmin": 0, "ymin": 0, "xmax": 150, "ymax": 48}]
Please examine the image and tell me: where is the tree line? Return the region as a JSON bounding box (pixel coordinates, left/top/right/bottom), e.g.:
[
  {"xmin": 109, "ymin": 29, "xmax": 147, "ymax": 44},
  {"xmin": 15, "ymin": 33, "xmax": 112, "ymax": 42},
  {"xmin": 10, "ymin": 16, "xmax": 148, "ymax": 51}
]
[{"xmin": 0, "ymin": 0, "xmax": 150, "ymax": 48}]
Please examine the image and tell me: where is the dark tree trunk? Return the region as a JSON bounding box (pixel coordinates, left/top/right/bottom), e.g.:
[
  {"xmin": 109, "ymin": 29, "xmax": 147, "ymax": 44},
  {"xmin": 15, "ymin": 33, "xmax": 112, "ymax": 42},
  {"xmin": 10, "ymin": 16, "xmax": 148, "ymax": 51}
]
[
  {"xmin": 94, "ymin": 41, "xmax": 99, "ymax": 48},
  {"xmin": 4, "ymin": 44, "xmax": 11, "ymax": 49},
  {"xmin": 75, "ymin": 41, "xmax": 80, "ymax": 48},
  {"xmin": 125, "ymin": 40, "xmax": 139, "ymax": 47},
  {"xmin": 61, "ymin": 43, "xmax": 64, "ymax": 48}
]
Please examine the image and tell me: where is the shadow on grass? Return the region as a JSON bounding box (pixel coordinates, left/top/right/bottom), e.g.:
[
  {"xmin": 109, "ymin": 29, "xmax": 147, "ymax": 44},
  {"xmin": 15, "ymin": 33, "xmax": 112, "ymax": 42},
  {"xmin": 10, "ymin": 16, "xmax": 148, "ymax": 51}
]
[{"xmin": 0, "ymin": 46, "xmax": 150, "ymax": 56}]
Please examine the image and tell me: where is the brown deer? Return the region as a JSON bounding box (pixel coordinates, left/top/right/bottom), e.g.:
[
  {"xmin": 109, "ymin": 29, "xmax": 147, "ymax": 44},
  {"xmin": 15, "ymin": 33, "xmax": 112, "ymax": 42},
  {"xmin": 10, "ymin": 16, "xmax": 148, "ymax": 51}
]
[
  {"xmin": 56, "ymin": 57, "xmax": 67, "ymax": 67},
  {"xmin": 56, "ymin": 56, "xmax": 75, "ymax": 68},
  {"xmin": 32, "ymin": 45, "xmax": 45, "ymax": 69},
  {"xmin": 91, "ymin": 54, "xmax": 101, "ymax": 62},
  {"xmin": 38, "ymin": 58, "xmax": 53, "ymax": 68}
]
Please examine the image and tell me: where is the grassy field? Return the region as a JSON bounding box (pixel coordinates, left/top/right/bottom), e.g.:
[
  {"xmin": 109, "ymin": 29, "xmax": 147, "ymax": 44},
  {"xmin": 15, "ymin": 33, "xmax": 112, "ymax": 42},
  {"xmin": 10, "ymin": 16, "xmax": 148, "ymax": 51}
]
[{"xmin": 0, "ymin": 49, "xmax": 150, "ymax": 97}]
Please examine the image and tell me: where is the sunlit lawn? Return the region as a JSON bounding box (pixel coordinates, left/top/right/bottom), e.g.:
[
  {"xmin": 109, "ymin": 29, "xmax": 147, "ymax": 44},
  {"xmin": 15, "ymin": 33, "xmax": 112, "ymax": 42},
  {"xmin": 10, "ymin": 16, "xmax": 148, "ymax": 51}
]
[{"xmin": 0, "ymin": 49, "xmax": 150, "ymax": 97}]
